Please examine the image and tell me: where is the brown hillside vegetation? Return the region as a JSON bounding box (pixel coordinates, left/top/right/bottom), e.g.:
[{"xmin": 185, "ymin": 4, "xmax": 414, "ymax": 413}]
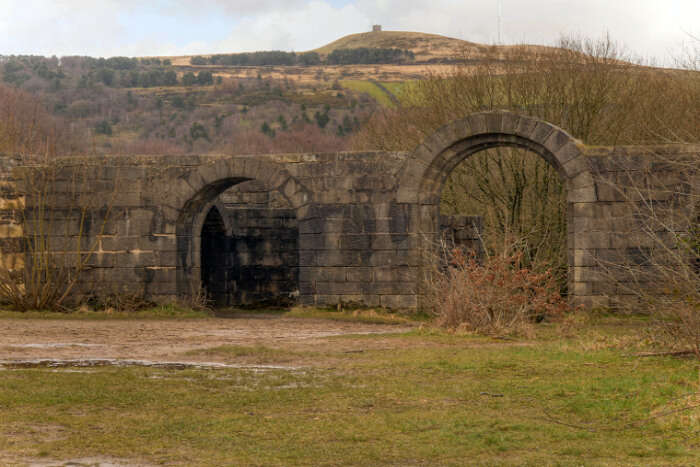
[
  {"xmin": 311, "ymin": 30, "xmax": 558, "ymax": 63},
  {"xmin": 0, "ymin": 84, "xmax": 76, "ymax": 157},
  {"xmin": 312, "ymin": 30, "xmax": 478, "ymax": 62},
  {"xmin": 167, "ymin": 31, "xmax": 613, "ymax": 83}
]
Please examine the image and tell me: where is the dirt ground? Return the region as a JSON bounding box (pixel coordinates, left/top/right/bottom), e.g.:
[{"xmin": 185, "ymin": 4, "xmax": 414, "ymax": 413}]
[
  {"xmin": 0, "ymin": 315, "xmax": 417, "ymax": 466},
  {"xmin": 0, "ymin": 315, "xmax": 414, "ymax": 367}
]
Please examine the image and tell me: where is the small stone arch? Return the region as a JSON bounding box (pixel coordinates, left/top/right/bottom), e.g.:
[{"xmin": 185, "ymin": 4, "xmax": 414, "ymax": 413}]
[
  {"xmin": 396, "ymin": 111, "xmax": 597, "ymax": 301},
  {"xmin": 174, "ymin": 156, "xmax": 311, "ymax": 299}
]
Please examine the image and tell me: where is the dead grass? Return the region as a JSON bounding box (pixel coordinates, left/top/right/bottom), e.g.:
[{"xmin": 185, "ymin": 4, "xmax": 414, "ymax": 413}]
[{"xmin": 285, "ymin": 306, "xmax": 426, "ymax": 325}]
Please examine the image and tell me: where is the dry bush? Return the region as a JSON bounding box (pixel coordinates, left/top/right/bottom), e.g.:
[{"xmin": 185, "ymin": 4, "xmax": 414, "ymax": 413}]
[
  {"xmin": 442, "ymin": 146, "xmax": 568, "ymax": 290},
  {"xmin": 424, "ymin": 241, "xmax": 571, "ymax": 337},
  {"xmin": 352, "ymin": 34, "xmax": 699, "ymax": 150},
  {"xmin": 87, "ymin": 291, "xmax": 155, "ymax": 313},
  {"xmin": 177, "ymin": 282, "xmax": 212, "ymax": 312}
]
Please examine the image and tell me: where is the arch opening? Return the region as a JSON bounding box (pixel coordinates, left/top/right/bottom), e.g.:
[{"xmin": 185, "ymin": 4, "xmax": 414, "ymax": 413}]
[
  {"xmin": 201, "ymin": 206, "xmax": 228, "ymax": 305},
  {"xmin": 398, "ymin": 113, "xmax": 596, "ymax": 304},
  {"xmin": 438, "ymin": 143, "xmax": 569, "ymax": 293},
  {"xmin": 177, "ymin": 175, "xmax": 300, "ymax": 308}
]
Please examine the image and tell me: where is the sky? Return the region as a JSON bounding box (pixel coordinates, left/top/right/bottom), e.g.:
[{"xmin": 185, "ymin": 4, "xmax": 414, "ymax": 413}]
[{"xmin": 0, "ymin": 0, "xmax": 698, "ymax": 66}]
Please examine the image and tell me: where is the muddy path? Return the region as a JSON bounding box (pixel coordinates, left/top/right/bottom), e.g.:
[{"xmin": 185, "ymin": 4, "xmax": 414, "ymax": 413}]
[{"xmin": 0, "ymin": 315, "xmax": 414, "ymax": 367}]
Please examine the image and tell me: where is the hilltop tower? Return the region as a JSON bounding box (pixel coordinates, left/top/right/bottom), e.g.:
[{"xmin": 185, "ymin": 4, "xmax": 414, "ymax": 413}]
[{"xmin": 372, "ymin": 25, "xmax": 382, "ymax": 32}]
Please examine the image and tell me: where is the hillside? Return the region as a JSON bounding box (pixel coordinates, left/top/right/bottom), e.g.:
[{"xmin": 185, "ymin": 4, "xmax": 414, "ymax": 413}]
[
  {"xmin": 312, "ymin": 30, "xmax": 478, "ymax": 62},
  {"xmin": 0, "ymin": 29, "xmax": 652, "ymax": 159},
  {"xmin": 311, "ymin": 30, "xmax": 558, "ymax": 63}
]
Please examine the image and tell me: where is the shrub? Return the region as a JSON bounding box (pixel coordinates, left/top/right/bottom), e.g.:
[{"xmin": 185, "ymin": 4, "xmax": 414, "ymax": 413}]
[
  {"xmin": 94, "ymin": 119, "xmax": 112, "ymax": 136},
  {"xmin": 424, "ymin": 245, "xmax": 571, "ymax": 337}
]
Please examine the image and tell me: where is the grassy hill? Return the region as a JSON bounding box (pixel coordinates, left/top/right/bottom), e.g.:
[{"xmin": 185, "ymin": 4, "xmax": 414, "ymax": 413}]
[
  {"xmin": 312, "ymin": 30, "xmax": 478, "ymax": 62},
  {"xmin": 311, "ymin": 30, "xmax": 559, "ymax": 63}
]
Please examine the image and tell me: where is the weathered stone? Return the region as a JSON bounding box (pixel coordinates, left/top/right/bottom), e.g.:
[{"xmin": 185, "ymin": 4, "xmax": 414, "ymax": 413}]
[{"xmin": 1, "ymin": 111, "xmax": 696, "ymax": 310}]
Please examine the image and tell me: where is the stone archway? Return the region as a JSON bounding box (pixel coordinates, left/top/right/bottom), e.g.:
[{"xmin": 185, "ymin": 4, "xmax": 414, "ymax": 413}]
[
  {"xmin": 396, "ymin": 111, "xmax": 597, "ymax": 303},
  {"xmin": 173, "ymin": 156, "xmax": 311, "ymax": 301}
]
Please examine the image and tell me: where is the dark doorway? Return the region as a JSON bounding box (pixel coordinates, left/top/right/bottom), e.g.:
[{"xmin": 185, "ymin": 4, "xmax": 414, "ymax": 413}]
[
  {"xmin": 200, "ymin": 206, "xmax": 229, "ymax": 306},
  {"xmin": 199, "ymin": 181, "xmax": 299, "ymax": 308}
]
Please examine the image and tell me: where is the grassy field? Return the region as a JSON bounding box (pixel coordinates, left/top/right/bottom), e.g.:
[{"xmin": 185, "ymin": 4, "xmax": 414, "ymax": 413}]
[
  {"xmin": 340, "ymin": 80, "xmax": 399, "ymax": 107},
  {"xmin": 0, "ymin": 312, "xmax": 698, "ymax": 466},
  {"xmin": 0, "ymin": 304, "xmax": 213, "ymax": 320}
]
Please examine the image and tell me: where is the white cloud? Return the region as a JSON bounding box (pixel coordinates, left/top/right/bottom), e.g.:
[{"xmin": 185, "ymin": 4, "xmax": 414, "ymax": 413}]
[
  {"xmin": 210, "ymin": 1, "xmax": 369, "ymax": 52},
  {"xmin": 0, "ymin": 0, "xmax": 697, "ymax": 63}
]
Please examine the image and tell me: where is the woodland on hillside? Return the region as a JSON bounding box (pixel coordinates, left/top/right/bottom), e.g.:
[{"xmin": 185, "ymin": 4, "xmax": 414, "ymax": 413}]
[{"xmin": 0, "ymin": 53, "xmax": 376, "ymax": 156}]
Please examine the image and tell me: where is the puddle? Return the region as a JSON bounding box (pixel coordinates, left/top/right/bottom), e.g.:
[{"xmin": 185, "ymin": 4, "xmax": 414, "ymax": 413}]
[{"xmin": 0, "ymin": 359, "xmax": 301, "ymax": 371}]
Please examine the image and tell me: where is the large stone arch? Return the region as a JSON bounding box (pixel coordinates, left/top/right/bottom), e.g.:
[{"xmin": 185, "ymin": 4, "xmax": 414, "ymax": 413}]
[
  {"xmin": 398, "ymin": 111, "xmax": 594, "ymax": 205},
  {"xmin": 396, "ymin": 111, "xmax": 597, "ymax": 302},
  {"xmin": 173, "ymin": 156, "xmax": 311, "ymax": 299}
]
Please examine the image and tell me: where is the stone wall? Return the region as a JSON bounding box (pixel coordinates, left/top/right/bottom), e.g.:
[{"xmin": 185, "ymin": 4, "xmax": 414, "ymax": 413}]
[
  {"xmin": 0, "ymin": 155, "xmax": 23, "ymax": 272},
  {"xmin": 0, "ymin": 112, "xmax": 697, "ymax": 309},
  {"xmin": 211, "ymin": 207, "xmax": 298, "ymax": 307},
  {"xmin": 439, "ymin": 215, "xmax": 483, "ymax": 255}
]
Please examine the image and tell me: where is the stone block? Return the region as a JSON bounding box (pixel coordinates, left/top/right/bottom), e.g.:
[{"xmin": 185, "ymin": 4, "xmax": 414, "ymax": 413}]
[
  {"xmin": 499, "ymin": 112, "xmax": 521, "ymax": 134},
  {"xmin": 573, "ymin": 266, "xmax": 606, "ymax": 283},
  {"xmin": 556, "ymin": 141, "xmax": 583, "ymax": 167},
  {"xmin": 531, "ymin": 121, "xmax": 555, "ymax": 145},
  {"xmin": 467, "ymin": 113, "xmax": 488, "ymax": 135},
  {"xmin": 570, "ymin": 171, "xmax": 595, "ymax": 190},
  {"xmin": 345, "ymin": 267, "xmax": 373, "ymax": 282},
  {"xmin": 571, "ymin": 281, "xmax": 593, "ymax": 296},
  {"xmin": 380, "ymin": 294, "xmax": 418, "ymax": 309},
  {"xmin": 568, "ymin": 186, "xmax": 597, "ymax": 203},
  {"xmin": 310, "ymin": 267, "xmax": 346, "ymax": 282},
  {"xmin": 573, "ymin": 231, "xmax": 610, "ymax": 249},
  {"xmin": 573, "ymin": 249, "xmax": 598, "ymax": 267},
  {"xmin": 299, "ymin": 233, "xmax": 336, "ymax": 250},
  {"xmin": 485, "ymin": 112, "xmax": 504, "ymax": 134},
  {"xmin": 571, "ymin": 202, "xmax": 595, "ymax": 218},
  {"xmin": 562, "ymin": 154, "xmax": 591, "ymax": 179},
  {"xmin": 339, "ymin": 234, "xmax": 371, "ymax": 250},
  {"xmin": 544, "ymin": 129, "xmax": 572, "ymax": 154}
]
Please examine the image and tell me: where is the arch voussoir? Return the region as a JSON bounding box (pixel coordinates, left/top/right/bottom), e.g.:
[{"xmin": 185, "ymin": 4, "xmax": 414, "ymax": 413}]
[{"xmin": 466, "ymin": 112, "xmax": 488, "ymax": 135}]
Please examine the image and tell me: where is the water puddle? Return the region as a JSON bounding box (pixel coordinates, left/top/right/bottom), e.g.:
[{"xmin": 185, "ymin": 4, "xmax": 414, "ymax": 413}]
[{"xmin": 0, "ymin": 358, "xmax": 301, "ymax": 371}]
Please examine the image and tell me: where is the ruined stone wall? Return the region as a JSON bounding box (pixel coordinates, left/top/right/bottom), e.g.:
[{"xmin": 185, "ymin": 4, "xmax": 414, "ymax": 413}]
[
  {"xmin": 281, "ymin": 152, "xmax": 420, "ymax": 308},
  {"xmin": 569, "ymin": 145, "xmax": 699, "ymax": 308},
  {"xmin": 0, "ymin": 155, "xmax": 23, "ymax": 272},
  {"xmin": 0, "ymin": 112, "xmax": 696, "ymax": 310},
  {"xmin": 218, "ymin": 208, "xmax": 298, "ymax": 306},
  {"xmin": 439, "ymin": 215, "xmax": 483, "ymax": 254}
]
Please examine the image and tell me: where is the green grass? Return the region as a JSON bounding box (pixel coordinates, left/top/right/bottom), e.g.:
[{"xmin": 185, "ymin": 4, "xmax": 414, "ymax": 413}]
[
  {"xmin": 340, "ymin": 80, "xmax": 397, "ymax": 107},
  {"xmin": 380, "ymin": 80, "xmax": 409, "ymax": 97},
  {"xmin": 0, "ymin": 304, "xmax": 212, "ymax": 320},
  {"xmin": 184, "ymin": 344, "xmax": 310, "ymax": 363},
  {"xmin": 1, "ymin": 317, "xmax": 698, "ymax": 465}
]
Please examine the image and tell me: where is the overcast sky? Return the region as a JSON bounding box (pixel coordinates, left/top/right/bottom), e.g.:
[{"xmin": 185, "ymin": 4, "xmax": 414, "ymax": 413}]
[{"xmin": 0, "ymin": 0, "xmax": 697, "ymax": 65}]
